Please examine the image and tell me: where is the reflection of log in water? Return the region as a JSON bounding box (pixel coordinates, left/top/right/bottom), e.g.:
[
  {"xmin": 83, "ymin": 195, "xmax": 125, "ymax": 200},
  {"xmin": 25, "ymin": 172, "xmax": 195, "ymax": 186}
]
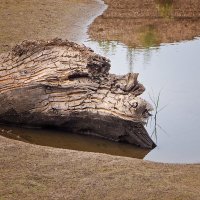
[
  {"xmin": 0, "ymin": 39, "xmax": 155, "ymax": 148},
  {"xmin": 0, "ymin": 125, "xmax": 150, "ymax": 159},
  {"xmin": 89, "ymin": 0, "xmax": 200, "ymax": 48}
]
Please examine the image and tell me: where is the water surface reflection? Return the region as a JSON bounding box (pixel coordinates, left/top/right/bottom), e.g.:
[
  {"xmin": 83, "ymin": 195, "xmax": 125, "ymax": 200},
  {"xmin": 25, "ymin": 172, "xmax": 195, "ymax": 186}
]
[
  {"xmin": 0, "ymin": 125, "xmax": 150, "ymax": 159},
  {"xmin": 84, "ymin": 38, "xmax": 200, "ymax": 163}
]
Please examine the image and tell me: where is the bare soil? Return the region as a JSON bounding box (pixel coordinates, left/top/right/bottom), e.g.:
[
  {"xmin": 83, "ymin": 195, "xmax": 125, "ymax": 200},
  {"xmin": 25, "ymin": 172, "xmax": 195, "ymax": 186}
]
[
  {"xmin": 0, "ymin": 0, "xmax": 105, "ymax": 53},
  {"xmin": 89, "ymin": 0, "xmax": 200, "ymax": 48},
  {"xmin": 0, "ymin": 136, "xmax": 200, "ymax": 200}
]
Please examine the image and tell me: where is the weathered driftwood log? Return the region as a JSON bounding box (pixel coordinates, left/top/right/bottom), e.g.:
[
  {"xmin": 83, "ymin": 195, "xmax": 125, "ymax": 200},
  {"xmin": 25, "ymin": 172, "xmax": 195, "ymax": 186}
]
[{"xmin": 0, "ymin": 39, "xmax": 155, "ymax": 148}]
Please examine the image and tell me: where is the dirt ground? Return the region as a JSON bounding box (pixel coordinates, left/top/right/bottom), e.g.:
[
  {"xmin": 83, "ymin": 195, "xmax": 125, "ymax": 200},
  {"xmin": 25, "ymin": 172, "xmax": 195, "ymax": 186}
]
[
  {"xmin": 0, "ymin": 136, "xmax": 200, "ymax": 200},
  {"xmin": 0, "ymin": 0, "xmax": 200, "ymax": 199},
  {"xmin": 89, "ymin": 0, "xmax": 200, "ymax": 48},
  {"xmin": 0, "ymin": 0, "xmax": 105, "ymax": 53}
]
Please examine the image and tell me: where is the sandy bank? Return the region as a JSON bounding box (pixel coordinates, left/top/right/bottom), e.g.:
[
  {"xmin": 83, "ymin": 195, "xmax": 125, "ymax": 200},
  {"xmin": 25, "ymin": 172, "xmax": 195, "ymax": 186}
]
[
  {"xmin": 0, "ymin": 136, "xmax": 200, "ymax": 200},
  {"xmin": 0, "ymin": 0, "xmax": 105, "ymax": 53},
  {"xmin": 89, "ymin": 0, "xmax": 200, "ymax": 48}
]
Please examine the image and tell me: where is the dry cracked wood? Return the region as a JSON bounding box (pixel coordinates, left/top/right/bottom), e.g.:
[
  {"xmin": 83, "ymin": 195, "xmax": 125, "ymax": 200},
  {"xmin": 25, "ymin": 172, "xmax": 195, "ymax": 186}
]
[{"xmin": 0, "ymin": 38, "xmax": 155, "ymax": 148}]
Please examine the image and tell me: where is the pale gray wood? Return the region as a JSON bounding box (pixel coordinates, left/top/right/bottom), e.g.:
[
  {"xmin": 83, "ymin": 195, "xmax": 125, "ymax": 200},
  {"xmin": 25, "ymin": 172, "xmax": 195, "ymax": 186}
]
[{"xmin": 0, "ymin": 38, "xmax": 155, "ymax": 148}]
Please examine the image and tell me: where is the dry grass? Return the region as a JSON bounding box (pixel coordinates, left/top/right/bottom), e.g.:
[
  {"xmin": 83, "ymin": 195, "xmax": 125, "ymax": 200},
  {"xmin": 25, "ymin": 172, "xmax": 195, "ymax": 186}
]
[{"xmin": 0, "ymin": 136, "xmax": 200, "ymax": 200}]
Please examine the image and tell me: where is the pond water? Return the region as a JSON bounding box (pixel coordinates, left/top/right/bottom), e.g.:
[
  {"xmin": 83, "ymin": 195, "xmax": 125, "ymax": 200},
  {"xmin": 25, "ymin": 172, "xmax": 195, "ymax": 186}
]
[
  {"xmin": 84, "ymin": 38, "xmax": 200, "ymax": 163},
  {"xmin": 0, "ymin": 125, "xmax": 149, "ymax": 159}
]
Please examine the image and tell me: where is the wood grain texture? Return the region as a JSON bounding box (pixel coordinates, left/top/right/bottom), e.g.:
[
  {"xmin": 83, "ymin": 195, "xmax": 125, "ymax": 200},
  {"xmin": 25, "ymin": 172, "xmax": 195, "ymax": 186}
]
[{"xmin": 0, "ymin": 39, "xmax": 155, "ymax": 148}]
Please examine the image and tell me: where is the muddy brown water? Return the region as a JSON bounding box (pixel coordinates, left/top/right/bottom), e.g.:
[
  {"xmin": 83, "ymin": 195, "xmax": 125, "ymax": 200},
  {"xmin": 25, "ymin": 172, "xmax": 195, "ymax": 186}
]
[{"xmin": 0, "ymin": 125, "xmax": 150, "ymax": 159}]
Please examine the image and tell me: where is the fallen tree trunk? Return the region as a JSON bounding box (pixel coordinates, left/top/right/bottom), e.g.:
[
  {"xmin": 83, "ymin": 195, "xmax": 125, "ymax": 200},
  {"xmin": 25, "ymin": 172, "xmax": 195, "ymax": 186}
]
[{"xmin": 0, "ymin": 39, "xmax": 155, "ymax": 148}]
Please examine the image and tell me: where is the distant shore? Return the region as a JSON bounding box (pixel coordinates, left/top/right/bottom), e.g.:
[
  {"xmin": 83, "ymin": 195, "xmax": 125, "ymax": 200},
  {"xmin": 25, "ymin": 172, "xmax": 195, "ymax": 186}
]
[{"xmin": 0, "ymin": 0, "xmax": 200, "ymax": 200}]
